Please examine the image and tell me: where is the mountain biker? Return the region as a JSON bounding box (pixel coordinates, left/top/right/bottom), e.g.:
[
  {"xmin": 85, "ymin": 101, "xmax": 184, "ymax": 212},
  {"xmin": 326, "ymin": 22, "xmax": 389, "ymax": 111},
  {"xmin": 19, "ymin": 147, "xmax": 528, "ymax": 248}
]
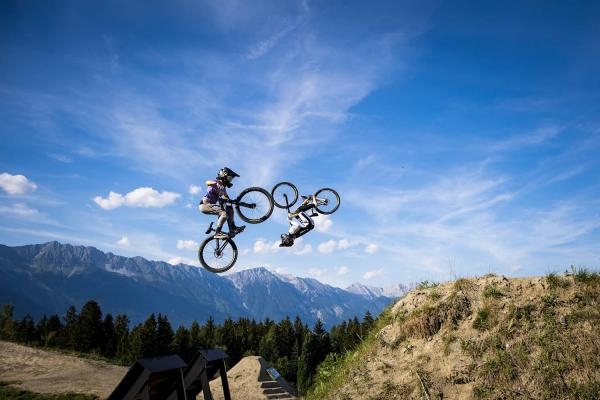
[
  {"xmin": 279, "ymin": 195, "xmax": 318, "ymax": 247},
  {"xmin": 199, "ymin": 167, "xmax": 246, "ymax": 239}
]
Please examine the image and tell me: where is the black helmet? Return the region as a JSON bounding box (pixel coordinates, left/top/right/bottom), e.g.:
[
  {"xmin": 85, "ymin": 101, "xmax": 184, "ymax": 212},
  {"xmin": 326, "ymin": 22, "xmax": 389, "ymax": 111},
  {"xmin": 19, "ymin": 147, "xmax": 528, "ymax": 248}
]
[{"xmin": 217, "ymin": 167, "xmax": 239, "ymax": 188}]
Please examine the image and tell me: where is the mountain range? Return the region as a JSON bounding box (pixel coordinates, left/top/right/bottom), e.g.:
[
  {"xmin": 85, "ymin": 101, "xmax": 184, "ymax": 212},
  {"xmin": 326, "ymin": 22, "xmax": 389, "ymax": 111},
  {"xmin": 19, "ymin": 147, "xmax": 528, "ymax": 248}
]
[{"xmin": 0, "ymin": 242, "xmax": 407, "ymax": 328}]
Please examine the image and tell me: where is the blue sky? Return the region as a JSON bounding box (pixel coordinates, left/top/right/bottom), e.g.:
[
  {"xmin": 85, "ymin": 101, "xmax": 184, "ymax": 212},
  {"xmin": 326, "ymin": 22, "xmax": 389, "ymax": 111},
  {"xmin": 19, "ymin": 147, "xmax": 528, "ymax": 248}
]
[{"xmin": 1, "ymin": 0, "xmax": 599, "ymax": 289}]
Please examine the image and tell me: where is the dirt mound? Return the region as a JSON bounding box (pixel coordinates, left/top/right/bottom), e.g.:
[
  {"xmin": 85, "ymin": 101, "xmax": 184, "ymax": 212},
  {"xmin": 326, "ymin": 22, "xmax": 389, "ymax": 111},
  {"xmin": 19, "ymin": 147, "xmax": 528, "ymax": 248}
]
[
  {"xmin": 209, "ymin": 355, "xmax": 298, "ymax": 399},
  {"xmin": 309, "ymin": 272, "xmax": 600, "ymax": 399},
  {"xmin": 0, "ymin": 340, "xmax": 127, "ymax": 398}
]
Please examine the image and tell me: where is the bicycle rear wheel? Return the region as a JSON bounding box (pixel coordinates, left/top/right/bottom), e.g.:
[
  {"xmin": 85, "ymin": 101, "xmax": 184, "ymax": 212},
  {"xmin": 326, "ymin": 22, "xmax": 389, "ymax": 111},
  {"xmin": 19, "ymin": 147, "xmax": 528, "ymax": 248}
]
[
  {"xmin": 271, "ymin": 181, "xmax": 298, "ymax": 209},
  {"xmin": 235, "ymin": 187, "xmax": 274, "ymax": 223},
  {"xmin": 198, "ymin": 236, "xmax": 238, "ymax": 273},
  {"xmin": 314, "ymin": 188, "xmax": 340, "ymax": 215}
]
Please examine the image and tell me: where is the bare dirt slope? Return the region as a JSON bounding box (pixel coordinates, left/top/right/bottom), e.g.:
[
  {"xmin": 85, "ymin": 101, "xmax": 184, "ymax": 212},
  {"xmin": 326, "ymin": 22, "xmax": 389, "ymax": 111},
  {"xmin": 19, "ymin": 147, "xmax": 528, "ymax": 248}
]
[
  {"xmin": 311, "ymin": 273, "xmax": 600, "ymax": 399},
  {"xmin": 0, "ymin": 340, "xmax": 127, "ymax": 398},
  {"xmin": 0, "ymin": 341, "xmax": 298, "ymax": 400},
  {"xmin": 209, "ymin": 355, "xmax": 298, "ymax": 400}
]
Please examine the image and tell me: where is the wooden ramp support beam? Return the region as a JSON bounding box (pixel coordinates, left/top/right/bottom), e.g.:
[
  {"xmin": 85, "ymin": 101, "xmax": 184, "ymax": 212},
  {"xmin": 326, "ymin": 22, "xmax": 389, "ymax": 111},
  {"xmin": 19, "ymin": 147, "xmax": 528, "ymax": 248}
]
[{"xmin": 109, "ymin": 350, "xmax": 231, "ymax": 400}]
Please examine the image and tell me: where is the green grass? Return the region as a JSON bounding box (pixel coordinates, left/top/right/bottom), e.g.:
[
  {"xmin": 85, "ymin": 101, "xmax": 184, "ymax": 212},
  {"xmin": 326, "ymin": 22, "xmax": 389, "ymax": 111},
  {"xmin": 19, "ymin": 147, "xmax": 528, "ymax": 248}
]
[
  {"xmin": 305, "ymin": 306, "xmax": 396, "ymax": 399},
  {"xmin": 482, "ymin": 282, "xmax": 504, "ymax": 299},
  {"xmin": 0, "ymin": 383, "xmax": 98, "ymax": 400},
  {"xmin": 416, "ymin": 280, "xmax": 439, "ymax": 290}
]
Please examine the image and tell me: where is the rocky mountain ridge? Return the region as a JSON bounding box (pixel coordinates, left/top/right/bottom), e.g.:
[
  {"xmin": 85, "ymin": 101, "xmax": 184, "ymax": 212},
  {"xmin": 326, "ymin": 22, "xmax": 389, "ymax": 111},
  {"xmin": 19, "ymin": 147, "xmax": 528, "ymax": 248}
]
[{"xmin": 0, "ymin": 242, "xmax": 404, "ymax": 328}]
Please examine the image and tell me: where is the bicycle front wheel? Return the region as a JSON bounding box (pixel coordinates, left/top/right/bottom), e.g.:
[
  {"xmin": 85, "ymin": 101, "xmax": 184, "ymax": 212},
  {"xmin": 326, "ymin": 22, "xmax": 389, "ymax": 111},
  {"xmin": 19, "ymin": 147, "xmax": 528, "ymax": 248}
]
[
  {"xmin": 235, "ymin": 187, "xmax": 274, "ymax": 223},
  {"xmin": 314, "ymin": 188, "xmax": 340, "ymax": 215},
  {"xmin": 198, "ymin": 236, "xmax": 238, "ymax": 273},
  {"xmin": 271, "ymin": 181, "xmax": 298, "ymax": 209}
]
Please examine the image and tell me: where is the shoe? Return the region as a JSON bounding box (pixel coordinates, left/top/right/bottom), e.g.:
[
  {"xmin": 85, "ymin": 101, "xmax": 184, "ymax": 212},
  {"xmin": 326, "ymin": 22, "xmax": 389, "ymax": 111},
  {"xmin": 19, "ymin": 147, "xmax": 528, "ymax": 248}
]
[
  {"xmin": 214, "ymin": 231, "xmax": 228, "ymax": 239},
  {"xmin": 233, "ymin": 225, "xmax": 246, "ymax": 234},
  {"xmin": 279, "ymin": 234, "xmax": 294, "ymax": 247}
]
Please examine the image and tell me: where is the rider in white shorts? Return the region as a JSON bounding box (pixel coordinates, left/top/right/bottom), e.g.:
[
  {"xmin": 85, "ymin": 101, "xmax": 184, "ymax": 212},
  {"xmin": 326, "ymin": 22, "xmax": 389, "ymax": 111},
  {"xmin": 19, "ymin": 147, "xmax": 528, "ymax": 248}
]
[{"xmin": 279, "ymin": 195, "xmax": 317, "ymax": 247}]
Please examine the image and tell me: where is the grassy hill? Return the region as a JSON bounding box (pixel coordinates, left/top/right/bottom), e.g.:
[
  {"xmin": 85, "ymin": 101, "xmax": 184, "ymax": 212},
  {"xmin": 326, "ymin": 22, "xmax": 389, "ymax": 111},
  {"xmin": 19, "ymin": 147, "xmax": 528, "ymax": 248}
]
[{"xmin": 306, "ymin": 269, "xmax": 600, "ymax": 399}]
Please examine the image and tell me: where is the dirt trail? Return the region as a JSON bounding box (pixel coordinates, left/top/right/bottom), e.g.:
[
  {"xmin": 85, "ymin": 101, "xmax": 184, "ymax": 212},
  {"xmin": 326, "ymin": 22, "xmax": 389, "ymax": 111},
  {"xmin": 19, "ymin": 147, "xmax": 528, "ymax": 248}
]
[
  {"xmin": 0, "ymin": 340, "xmax": 127, "ymax": 399},
  {"xmin": 1, "ymin": 341, "xmax": 297, "ymax": 400}
]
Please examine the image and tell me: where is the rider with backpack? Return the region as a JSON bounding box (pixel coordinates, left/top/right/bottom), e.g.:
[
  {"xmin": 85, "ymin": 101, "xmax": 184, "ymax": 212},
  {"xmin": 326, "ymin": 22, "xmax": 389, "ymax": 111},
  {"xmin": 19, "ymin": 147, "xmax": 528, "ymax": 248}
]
[{"xmin": 199, "ymin": 167, "xmax": 246, "ymax": 239}]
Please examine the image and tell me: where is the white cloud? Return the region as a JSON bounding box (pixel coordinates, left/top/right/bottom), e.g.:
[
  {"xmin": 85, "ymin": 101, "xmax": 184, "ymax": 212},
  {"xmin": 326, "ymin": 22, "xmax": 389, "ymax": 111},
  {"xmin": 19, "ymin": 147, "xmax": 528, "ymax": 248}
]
[
  {"xmin": 365, "ymin": 244, "xmax": 379, "ymax": 254},
  {"xmin": 189, "ymin": 185, "xmax": 202, "ymax": 195},
  {"xmin": 318, "ymin": 240, "xmax": 338, "ymax": 253},
  {"xmin": 94, "ymin": 187, "xmax": 180, "ymax": 210},
  {"xmin": 94, "ymin": 191, "xmax": 125, "ymax": 210},
  {"xmin": 308, "ymin": 267, "xmax": 326, "ymax": 278},
  {"xmin": 338, "ymin": 239, "xmax": 357, "ymax": 249},
  {"xmin": 317, "ymin": 239, "xmax": 358, "ymax": 253},
  {"xmin": 0, "ymin": 173, "xmax": 37, "ymax": 195},
  {"xmin": 363, "ymin": 269, "xmax": 383, "ymax": 280},
  {"xmin": 314, "ymin": 214, "xmax": 333, "ymax": 232},
  {"xmin": 253, "ymin": 239, "xmax": 280, "ymax": 254},
  {"xmin": 337, "ymin": 266, "xmax": 349, "ymax": 276},
  {"xmin": 168, "ymin": 256, "xmax": 196, "ymax": 266},
  {"xmin": 0, "ymin": 203, "xmax": 40, "ymax": 218},
  {"xmin": 177, "ymin": 239, "xmax": 198, "ymax": 250},
  {"xmin": 117, "ymin": 236, "xmax": 130, "ymax": 247},
  {"xmin": 294, "ymin": 243, "xmax": 312, "ymax": 255}
]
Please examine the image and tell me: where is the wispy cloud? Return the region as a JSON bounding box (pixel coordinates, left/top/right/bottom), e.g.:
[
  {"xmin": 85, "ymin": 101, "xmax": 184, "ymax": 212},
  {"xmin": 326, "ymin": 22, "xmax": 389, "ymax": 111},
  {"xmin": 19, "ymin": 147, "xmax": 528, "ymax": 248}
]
[
  {"xmin": 0, "ymin": 203, "xmax": 41, "ymax": 218},
  {"xmin": 363, "ymin": 269, "xmax": 384, "ymax": 280},
  {"xmin": 492, "ymin": 125, "xmax": 562, "ymax": 151},
  {"xmin": 176, "ymin": 239, "xmax": 198, "ymax": 250}
]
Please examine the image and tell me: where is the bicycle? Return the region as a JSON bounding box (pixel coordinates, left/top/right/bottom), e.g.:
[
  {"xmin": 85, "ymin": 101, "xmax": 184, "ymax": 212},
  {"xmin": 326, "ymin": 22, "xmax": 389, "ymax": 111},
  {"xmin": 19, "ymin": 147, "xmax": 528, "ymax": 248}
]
[
  {"xmin": 271, "ymin": 182, "xmax": 340, "ymax": 214},
  {"xmin": 198, "ymin": 187, "xmax": 273, "ymax": 273}
]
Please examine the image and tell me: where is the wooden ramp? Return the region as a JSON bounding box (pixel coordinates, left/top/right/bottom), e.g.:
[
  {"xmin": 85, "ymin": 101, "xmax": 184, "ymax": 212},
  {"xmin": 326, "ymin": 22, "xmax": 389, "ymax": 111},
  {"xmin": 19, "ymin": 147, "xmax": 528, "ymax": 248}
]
[{"xmin": 108, "ymin": 350, "xmax": 231, "ymax": 400}]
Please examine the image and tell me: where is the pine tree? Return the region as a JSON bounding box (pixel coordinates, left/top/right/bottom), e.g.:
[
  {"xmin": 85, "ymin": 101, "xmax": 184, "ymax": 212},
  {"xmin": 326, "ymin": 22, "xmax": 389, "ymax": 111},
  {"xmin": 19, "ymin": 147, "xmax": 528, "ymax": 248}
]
[
  {"xmin": 16, "ymin": 315, "xmax": 35, "ymax": 344},
  {"xmin": 102, "ymin": 314, "xmax": 117, "ymax": 358},
  {"xmin": 0, "ymin": 304, "xmax": 16, "ymax": 341},
  {"xmin": 114, "ymin": 314, "xmax": 130, "ymax": 364},
  {"xmin": 200, "ymin": 316, "xmax": 216, "ymax": 348},
  {"xmin": 156, "ymin": 314, "xmax": 174, "ymax": 355},
  {"xmin": 77, "ymin": 300, "xmax": 104, "ymax": 353},
  {"xmin": 189, "ymin": 321, "xmax": 202, "ymax": 350},
  {"xmin": 259, "ymin": 324, "xmax": 278, "ymax": 362},
  {"xmin": 296, "ymin": 331, "xmax": 316, "ymax": 394},
  {"xmin": 172, "ymin": 325, "xmax": 191, "ymax": 358}
]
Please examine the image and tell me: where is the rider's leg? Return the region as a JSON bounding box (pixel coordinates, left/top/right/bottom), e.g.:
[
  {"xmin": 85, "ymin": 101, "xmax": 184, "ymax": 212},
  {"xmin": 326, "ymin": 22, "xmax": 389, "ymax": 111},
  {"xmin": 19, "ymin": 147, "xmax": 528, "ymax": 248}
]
[
  {"xmin": 281, "ymin": 213, "xmax": 313, "ymax": 246},
  {"xmin": 226, "ymin": 205, "xmax": 245, "ymax": 235},
  {"xmin": 200, "ymin": 202, "xmax": 228, "ymax": 236},
  {"xmin": 290, "ymin": 212, "xmax": 314, "ymax": 239}
]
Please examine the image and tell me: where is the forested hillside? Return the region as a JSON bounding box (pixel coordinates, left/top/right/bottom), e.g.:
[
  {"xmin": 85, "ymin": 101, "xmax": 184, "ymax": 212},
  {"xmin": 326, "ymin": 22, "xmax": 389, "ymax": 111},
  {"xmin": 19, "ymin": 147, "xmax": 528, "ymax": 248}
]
[{"xmin": 0, "ymin": 300, "xmax": 376, "ymax": 395}]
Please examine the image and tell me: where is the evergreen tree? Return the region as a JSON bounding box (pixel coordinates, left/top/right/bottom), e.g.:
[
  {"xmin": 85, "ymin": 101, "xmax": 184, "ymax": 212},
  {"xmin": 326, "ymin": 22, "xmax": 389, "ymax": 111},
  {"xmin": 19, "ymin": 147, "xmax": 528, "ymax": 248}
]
[
  {"xmin": 102, "ymin": 314, "xmax": 117, "ymax": 358},
  {"xmin": 76, "ymin": 300, "xmax": 104, "ymax": 353},
  {"xmin": 16, "ymin": 315, "xmax": 36, "ymax": 344},
  {"xmin": 156, "ymin": 314, "xmax": 174, "ymax": 355},
  {"xmin": 293, "ymin": 315, "xmax": 307, "ymax": 352},
  {"xmin": 189, "ymin": 321, "xmax": 202, "ymax": 350},
  {"xmin": 362, "ymin": 311, "xmax": 375, "ymax": 334},
  {"xmin": 62, "ymin": 305, "xmax": 78, "ymax": 349},
  {"xmin": 296, "ymin": 331, "xmax": 316, "ymax": 394},
  {"xmin": 129, "ymin": 314, "xmax": 158, "ymax": 359},
  {"xmin": 258, "ymin": 324, "xmax": 277, "ymax": 362},
  {"xmin": 114, "ymin": 314, "xmax": 130, "ymax": 364},
  {"xmin": 312, "ymin": 319, "xmax": 331, "ymax": 364},
  {"xmin": 172, "ymin": 326, "xmax": 191, "ymax": 358},
  {"xmin": 43, "ymin": 314, "xmax": 63, "ymax": 347},
  {"xmin": 0, "ymin": 304, "xmax": 16, "ymax": 341},
  {"xmin": 201, "ymin": 316, "xmax": 216, "ymax": 348}
]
